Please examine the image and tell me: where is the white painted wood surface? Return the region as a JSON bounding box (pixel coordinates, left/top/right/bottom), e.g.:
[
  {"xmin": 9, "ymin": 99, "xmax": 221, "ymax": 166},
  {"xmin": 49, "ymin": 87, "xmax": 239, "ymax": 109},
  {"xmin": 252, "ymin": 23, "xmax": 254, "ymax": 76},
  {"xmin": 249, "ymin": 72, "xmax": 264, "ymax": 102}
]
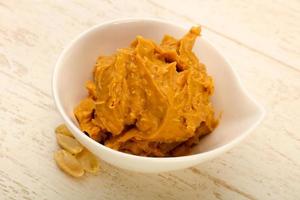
[{"xmin": 0, "ymin": 0, "xmax": 299, "ymax": 199}]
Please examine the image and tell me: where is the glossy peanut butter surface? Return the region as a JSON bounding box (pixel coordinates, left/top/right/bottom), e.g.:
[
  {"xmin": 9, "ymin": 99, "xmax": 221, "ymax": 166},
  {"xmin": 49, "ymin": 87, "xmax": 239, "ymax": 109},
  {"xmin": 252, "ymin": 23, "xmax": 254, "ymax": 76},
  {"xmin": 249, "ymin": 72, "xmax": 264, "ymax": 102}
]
[{"xmin": 74, "ymin": 27, "xmax": 218, "ymax": 157}]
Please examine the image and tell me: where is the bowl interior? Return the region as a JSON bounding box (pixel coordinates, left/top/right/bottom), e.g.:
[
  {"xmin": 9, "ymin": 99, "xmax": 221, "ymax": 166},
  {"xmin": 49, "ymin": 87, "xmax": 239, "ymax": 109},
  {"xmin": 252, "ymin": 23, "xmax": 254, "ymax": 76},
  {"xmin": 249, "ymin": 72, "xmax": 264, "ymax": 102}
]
[{"xmin": 54, "ymin": 19, "xmax": 264, "ymax": 156}]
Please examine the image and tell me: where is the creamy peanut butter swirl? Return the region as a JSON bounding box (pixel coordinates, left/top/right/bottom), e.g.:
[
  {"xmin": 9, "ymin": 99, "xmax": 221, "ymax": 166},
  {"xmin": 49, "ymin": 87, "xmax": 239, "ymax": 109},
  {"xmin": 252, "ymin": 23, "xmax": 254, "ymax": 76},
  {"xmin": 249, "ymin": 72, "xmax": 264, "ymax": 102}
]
[{"xmin": 74, "ymin": 27, "xmax": 218, "ymax": 157}]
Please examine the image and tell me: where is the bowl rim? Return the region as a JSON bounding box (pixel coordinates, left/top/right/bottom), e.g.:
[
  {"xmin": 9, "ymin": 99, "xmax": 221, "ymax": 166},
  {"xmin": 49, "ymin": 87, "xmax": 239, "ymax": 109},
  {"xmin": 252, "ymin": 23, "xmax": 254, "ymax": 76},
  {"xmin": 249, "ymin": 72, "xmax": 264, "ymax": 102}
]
[{"xmin": 52, "ymin": 17, "xmax": 265, "ymax": 163}]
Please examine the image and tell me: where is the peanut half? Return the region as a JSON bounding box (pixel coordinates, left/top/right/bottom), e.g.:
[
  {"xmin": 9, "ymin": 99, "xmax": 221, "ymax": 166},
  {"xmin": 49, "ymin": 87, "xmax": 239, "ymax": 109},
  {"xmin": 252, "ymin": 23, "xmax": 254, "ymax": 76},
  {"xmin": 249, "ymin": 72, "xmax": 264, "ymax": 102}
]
[
  {"xmin": 55, "ymin": 124, "xmax": 74, "ymax": 137},
  {"xmin": 76, "ymin": 149, "xmax": 100, "ymax": 174},
  {"xmin": 54, "ymin": 149, "xmax": 84, "ymax": 177},
  {"xmin": 56, "ymin": 133, "xmax": 84, "ymax": 154}
]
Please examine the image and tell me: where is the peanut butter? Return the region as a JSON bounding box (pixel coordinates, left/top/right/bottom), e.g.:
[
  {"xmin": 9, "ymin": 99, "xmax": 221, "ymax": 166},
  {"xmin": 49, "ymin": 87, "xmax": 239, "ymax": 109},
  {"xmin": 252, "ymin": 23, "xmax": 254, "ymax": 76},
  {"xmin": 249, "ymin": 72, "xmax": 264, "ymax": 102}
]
[{"xmin": 74, "ymin": 27, "xmax": 218, "ymax": 157}]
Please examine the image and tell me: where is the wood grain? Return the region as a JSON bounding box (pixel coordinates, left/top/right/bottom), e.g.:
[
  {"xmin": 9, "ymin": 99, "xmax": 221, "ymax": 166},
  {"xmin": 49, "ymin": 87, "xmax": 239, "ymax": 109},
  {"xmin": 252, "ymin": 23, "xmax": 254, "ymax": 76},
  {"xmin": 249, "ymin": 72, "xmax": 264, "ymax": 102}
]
[{"xmin": 0, "ymin": 0, "xmax": 299, "ymax": 199}]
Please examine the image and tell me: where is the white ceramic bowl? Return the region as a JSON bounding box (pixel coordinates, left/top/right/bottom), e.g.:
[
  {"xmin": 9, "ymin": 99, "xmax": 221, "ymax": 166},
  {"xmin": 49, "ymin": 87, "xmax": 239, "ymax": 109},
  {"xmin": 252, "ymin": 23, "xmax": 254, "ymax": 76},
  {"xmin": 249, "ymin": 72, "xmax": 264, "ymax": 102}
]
[{"xmin": 52, "ymin": 18, "xmax": 265, "ymax": 173}]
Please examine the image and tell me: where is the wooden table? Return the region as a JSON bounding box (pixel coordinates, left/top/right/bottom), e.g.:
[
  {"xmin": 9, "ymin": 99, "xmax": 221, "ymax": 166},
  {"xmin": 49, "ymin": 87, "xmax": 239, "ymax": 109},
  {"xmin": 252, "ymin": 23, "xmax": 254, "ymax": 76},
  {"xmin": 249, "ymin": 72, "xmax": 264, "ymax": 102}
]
[{"xmin": 1, "ymin": 1, "xmax": 299, "ymax": 199}]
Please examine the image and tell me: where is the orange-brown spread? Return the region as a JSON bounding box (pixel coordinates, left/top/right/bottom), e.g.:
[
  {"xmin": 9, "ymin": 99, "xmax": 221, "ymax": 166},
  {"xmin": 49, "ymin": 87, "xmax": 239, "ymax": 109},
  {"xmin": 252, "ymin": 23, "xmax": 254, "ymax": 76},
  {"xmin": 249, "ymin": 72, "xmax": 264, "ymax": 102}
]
[{"xmin": 74, "ymin": 26, "xmax": 218, "ymax": 157}]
